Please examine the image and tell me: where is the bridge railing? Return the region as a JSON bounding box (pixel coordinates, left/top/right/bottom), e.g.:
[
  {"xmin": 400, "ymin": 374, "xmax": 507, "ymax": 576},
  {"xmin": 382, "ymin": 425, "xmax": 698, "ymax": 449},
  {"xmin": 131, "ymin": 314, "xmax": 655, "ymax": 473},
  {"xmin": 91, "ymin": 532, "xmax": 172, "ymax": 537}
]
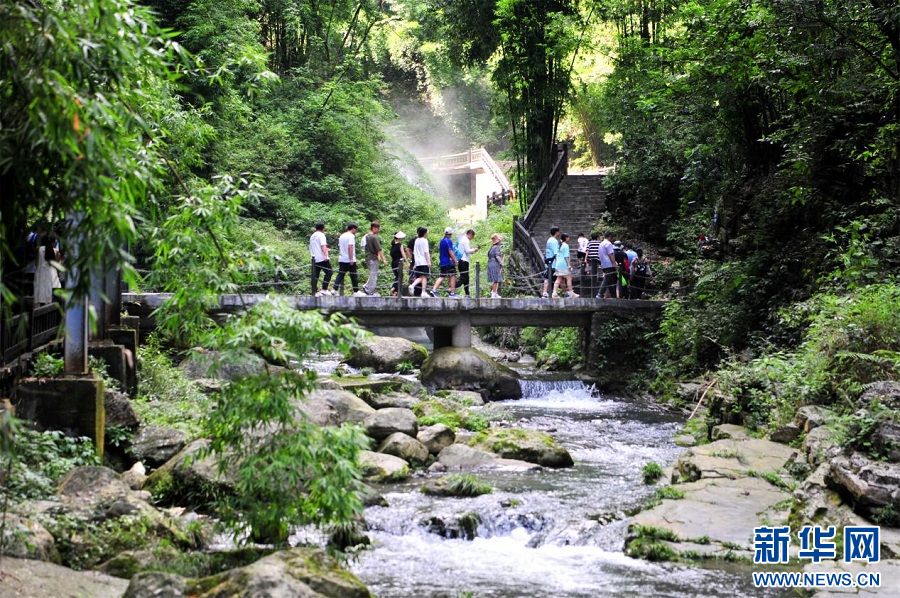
[
  {"xmin": 522, "ymin": 142, "xmax": 568, "ymax": 231},
  {"xmin": 512, "ymin": 215, "xmax": 546, "ymax": 281},
  {"xmin": 1, "ymin": 302, "xmax": 63, "ymax": 366},
  {"xmin": 478, "ymin": 148, "xmax": 512, "ymax": 195}
]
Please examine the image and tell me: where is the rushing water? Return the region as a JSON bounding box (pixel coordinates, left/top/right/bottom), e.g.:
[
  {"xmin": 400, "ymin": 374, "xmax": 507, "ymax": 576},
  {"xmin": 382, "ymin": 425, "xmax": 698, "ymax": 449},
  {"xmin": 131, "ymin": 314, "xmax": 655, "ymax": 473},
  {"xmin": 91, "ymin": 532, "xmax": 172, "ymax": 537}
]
[{"xmin": 350, "ymin": 380, "xmax": 789, "ymax": 598}]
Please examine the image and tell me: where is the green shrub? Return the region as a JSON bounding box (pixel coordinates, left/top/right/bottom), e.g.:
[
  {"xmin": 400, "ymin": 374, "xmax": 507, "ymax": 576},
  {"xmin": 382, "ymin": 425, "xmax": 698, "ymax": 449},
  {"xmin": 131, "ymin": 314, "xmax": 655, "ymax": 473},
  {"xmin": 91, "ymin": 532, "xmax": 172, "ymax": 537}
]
[
  {"xmin": 134, "ymin": 335, "xmax": 209, "ymax": 436},
  {"xmin": 30, "ymin": 353, "xmax": 63, "ymax": 378},
  {"xmin": 641, "ymin": 462, "xmax": 663, "ymax": 484},
  {"xmin": 1, "ymin": 428, "xmax": 100, "ymax": 502}
]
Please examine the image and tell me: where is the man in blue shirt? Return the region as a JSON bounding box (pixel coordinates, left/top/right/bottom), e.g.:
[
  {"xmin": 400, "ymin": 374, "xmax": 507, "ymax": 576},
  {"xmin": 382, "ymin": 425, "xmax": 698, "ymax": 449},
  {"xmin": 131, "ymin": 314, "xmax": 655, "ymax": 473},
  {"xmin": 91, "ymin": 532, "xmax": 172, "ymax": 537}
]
[{"xmin": 431, "ymin": 227, "xmax": 460, "ymax": 298}]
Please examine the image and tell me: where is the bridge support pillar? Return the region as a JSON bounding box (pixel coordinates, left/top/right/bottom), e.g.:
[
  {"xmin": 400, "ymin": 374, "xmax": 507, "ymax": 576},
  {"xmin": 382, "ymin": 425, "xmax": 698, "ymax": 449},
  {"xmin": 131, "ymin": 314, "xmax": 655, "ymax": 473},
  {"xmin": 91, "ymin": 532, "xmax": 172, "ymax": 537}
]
[
  {"xmin": 433, "ymin": 316, "xmax": 472, "ymax": 350},
  {"xmin": 451, "ymin": 315, "xmax": 472, "ymax": 348}
]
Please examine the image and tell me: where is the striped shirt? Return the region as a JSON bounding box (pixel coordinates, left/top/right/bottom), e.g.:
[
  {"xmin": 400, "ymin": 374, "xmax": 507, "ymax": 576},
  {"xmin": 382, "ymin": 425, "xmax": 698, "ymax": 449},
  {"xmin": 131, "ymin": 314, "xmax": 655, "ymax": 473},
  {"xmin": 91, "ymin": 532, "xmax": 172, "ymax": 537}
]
[{"xmin": 586, "ymin": 239, "xmax": 601, "ymax": 262}]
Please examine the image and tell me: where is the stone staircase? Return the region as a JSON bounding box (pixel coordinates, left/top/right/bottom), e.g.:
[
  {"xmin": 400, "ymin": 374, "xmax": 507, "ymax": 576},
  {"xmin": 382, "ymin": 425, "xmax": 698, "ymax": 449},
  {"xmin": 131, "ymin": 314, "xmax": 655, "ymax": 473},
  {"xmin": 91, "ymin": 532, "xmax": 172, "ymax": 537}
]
[{"xmin": 529, "ymin": 174, "xmax": 607, "ymax": 239}]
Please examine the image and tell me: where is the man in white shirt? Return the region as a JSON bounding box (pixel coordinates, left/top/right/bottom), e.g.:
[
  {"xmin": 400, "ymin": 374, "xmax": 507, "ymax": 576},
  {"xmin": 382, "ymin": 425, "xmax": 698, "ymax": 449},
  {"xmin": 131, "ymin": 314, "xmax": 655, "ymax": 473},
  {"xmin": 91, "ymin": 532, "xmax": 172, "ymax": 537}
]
[
  {"xmin": 333, "ymin": 222, "xmax": 361, "ymax": 296},
  {"xmin": 408, "ymin": 226, "xmax": 431, "ymax": 297},
  {"xmin": 596, "ymin": 231, "xmax": 617, "ymax": 299},
  {"xmin": 309, "ymin": 222, "xmax": 333, "ymax": 296},
  {"xmin": 457, "ymin": 229, "xmax": 479, "ymax": 297}
]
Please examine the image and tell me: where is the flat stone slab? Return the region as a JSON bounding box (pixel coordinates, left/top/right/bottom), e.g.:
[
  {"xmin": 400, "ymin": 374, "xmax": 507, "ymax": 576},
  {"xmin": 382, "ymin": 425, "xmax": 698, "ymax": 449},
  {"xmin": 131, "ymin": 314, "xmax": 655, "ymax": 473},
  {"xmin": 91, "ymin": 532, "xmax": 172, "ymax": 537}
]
[
  {"xmin": 0, "ymin": 557, "xmax": 129, "ymax": 598},
  {"xmin": 674, "ymin": 437, "xmax": 799, "ymax": 483},
  {"xmin": 632, "ymin": 475, "xmax": 791, "ymax": 553},
  {"xmin": 438, "ymin": 443, "xmax": 541, "ymax": 473}
]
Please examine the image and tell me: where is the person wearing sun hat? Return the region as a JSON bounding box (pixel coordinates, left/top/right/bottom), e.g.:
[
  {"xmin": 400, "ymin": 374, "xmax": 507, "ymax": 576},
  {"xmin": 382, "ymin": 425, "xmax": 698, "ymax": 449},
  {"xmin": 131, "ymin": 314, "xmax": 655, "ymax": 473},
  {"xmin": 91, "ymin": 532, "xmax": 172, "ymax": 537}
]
[{"xmin": 389, "ymin": 230, "xmax": 408, "ymax": 296}]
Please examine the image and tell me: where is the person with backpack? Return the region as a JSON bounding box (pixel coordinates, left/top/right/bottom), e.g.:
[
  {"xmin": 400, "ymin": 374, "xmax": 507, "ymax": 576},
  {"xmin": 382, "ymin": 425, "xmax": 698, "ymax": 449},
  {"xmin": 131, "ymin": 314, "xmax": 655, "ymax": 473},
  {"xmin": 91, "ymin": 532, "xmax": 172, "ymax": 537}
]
[
  {"xmin": 431, "ymin": 227, "xmax": 460, "ymax": 298},
  {"xmin": 629, "ymin": 247, "xmax": 653, "ymax": 299},
  {"xmin": 456, "ymin": 229, "xmax": 479, "ymax": 296},
  {"xmin": 612, "ymin": 240, "xmax": 630, "ymax": 299},
  {"xmin": 389, "ymin": 231, "xmax": 408, "ymax": 296}
]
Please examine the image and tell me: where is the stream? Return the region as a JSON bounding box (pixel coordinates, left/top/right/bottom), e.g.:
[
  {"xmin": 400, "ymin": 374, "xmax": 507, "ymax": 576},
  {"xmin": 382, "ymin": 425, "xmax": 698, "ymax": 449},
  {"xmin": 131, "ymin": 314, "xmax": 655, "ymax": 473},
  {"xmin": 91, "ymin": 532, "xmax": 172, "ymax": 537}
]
[{"xmin": 349, "ymin": 379, "xmax": 790, "ymax": 597}]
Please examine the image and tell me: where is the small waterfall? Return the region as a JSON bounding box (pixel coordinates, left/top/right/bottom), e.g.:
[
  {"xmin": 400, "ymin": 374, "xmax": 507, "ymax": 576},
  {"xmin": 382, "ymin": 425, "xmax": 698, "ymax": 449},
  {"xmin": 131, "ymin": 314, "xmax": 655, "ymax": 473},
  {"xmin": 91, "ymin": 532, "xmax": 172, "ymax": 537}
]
[{"xmin": 519, "ymin": 379, "xmax": 592, "ymax": 399}]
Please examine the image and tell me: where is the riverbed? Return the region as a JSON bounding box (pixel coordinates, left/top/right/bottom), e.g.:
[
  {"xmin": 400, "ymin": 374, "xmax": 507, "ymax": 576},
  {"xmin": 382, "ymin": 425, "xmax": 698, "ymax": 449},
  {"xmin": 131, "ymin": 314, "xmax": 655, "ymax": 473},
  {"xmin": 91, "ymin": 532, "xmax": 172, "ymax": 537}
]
[{"xmin": 350, "ymin": 380, "xmax": 790, "ymax": 597}]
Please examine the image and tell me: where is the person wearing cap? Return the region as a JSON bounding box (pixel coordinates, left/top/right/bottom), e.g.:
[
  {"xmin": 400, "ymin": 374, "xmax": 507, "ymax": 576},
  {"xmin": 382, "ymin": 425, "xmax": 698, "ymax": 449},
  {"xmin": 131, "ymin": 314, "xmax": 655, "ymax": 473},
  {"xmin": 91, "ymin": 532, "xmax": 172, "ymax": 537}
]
[
  {"xmin": 596, "ymin": 231, "xmax": 617, "ymax": 299},
  {"xmin": 389, "ymin": 230, "xmax": 408, "ymax": 296},
  {"xmin": 361, "ymin": 221, "xmax": 387, "ymax": 296},
  {"xmin": 431, "ymin": 227, "xmax": 460, "ymax": 298},
  {"xmin": 333, "ymin": 222, "xmax": 361, "ymax": 296},
  {"xmin": 310, "ymin": 221, "xmax": 333, "ymax": 297},
  {"xmin": 457, "ymin": 229, "xmax": 479, "ymax": 296}
]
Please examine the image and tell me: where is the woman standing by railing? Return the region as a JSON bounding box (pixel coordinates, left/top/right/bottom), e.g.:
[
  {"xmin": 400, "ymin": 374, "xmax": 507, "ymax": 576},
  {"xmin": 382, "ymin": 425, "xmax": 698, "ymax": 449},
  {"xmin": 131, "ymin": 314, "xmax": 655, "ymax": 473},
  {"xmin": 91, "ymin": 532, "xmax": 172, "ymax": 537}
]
[{"xmin": 487, "ymin": 233, "xmax": 503, "ymax": 298}]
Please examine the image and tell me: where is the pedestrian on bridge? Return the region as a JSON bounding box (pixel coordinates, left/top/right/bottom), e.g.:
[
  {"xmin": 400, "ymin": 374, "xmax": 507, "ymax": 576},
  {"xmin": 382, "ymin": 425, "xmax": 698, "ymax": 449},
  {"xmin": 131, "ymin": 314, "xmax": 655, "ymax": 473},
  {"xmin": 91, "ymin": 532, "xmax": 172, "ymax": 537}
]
[
  {"xmin": 362, "ymin": 221, "xmax": 387, "ymax": 296},
  {"xmin": 541, "ymin": 226, "xmax": 561, "ymax": 298},
  {"xmin": 596, "ymin": 232, "xmax": 617, "ymax": 299},
  {"xmin": 389, "ymin": 231, "xmax": 408, "ymax": 296},
  {"xmin": 487, "ymin": 233, "xmax": 503, "ymax": 298},
  {"xmin": 333, "ymin": 222, "xmax": 362, "ymax": 296},
  {"xmin": 431, "ymin": 227, "xmax": 460, "ymax": 298},
  {"xmin": 552, "ymin": 233, "xmax": 578, "ymax": 298},
  {"xmin": 310, "ymin": 221, "xmax": 333, "ymax": 297},
  {"xmin": 408, "ymin": 227, "xmax": 431, "ymax": 298},
  {"xmin": 457, "ymin": 229, "xmax": 479, "ymax": 296}
]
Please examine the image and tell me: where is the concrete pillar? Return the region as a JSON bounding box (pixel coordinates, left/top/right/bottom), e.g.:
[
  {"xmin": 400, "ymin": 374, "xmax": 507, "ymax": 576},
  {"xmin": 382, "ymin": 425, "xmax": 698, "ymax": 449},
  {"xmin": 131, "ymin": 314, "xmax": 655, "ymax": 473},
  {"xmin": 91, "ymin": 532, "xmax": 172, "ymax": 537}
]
[
  {"xmin": 64, "ymin": 212, "xmax": 88, "ymax": 374},
  {"xmin": 89, "ymin": 268, "xmax": 107, "ymax": 341},
  {"xmin": 451, "ymin": 315, "xmax": 472, "ymax": 348},
  {"xmin": 16, "ymin": 374, "xmax": 105, "ymax": 457}
]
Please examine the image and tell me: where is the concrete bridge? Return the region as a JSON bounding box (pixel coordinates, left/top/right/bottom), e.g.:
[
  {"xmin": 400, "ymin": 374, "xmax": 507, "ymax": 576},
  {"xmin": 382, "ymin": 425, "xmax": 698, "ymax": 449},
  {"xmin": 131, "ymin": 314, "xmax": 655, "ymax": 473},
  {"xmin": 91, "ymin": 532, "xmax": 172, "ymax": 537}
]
[{"xmin": 123, "ymin": 293, "xmax": 666, "ymax": 355}]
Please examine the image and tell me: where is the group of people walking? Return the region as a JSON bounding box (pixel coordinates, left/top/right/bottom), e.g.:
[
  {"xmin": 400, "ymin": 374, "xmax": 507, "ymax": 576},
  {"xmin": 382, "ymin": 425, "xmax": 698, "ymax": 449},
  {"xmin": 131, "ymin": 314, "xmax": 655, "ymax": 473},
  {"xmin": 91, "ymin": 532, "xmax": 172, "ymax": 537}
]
[
  {"xmin": 310, "ymin": 221, "xmax": 505, "ymax": 298},
  {"xmin": 542, "ymin": 228, "xmax": 653, "ymax": 299}
]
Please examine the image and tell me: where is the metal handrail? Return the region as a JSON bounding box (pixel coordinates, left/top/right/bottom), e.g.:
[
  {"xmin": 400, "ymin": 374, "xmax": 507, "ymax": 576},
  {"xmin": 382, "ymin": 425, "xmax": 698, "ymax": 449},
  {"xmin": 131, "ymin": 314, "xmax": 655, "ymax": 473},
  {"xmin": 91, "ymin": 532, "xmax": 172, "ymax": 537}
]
[{"xmin": 522, "ymin": 143, "xmax": 568, "ymax": 231}]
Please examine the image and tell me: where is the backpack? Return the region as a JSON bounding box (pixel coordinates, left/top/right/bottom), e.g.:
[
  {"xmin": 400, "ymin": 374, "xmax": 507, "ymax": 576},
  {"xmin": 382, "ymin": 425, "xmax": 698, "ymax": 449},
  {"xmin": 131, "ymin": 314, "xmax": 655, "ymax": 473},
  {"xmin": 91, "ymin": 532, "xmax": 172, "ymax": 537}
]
[
  {"xmin": 633, "ymin": 259, "xmax": 650, "ymax": 277},
  {"xmin": 453, "ymin": 240, "xmax": 465, "ymax": 261}
]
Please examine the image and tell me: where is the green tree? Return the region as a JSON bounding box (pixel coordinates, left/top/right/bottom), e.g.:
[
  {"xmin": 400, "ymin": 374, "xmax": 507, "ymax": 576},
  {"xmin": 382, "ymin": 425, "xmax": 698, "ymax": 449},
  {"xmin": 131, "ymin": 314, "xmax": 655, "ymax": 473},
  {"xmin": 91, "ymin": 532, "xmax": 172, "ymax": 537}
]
[{"xmin": 0, "ymin": 0, "xmax": 201, "ymax": 300}]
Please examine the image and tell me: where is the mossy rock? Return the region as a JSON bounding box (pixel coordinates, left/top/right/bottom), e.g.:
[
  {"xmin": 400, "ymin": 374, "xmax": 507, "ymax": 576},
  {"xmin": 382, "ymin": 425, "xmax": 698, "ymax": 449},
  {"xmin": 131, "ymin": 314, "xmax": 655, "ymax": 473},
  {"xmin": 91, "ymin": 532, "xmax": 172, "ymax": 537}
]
[{"xmin": 469, "ymin": 428, "xmax": 574, "ymax": 468}]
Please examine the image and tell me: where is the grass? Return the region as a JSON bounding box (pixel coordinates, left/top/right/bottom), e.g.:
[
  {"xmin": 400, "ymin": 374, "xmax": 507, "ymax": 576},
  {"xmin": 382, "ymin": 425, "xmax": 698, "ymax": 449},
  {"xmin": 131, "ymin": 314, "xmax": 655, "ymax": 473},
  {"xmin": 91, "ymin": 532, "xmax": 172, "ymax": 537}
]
[{"xmin": 642, "ymin": 462, "xmax": 664, "ymax": 484}]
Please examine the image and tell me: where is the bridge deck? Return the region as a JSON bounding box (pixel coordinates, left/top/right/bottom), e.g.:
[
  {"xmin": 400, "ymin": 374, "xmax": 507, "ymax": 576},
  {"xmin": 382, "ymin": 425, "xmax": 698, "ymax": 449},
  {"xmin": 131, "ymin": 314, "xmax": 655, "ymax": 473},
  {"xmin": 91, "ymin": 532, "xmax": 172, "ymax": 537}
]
[{"xmin": 123, "ymin": 293, "xmax": 665, "ymax": 328}]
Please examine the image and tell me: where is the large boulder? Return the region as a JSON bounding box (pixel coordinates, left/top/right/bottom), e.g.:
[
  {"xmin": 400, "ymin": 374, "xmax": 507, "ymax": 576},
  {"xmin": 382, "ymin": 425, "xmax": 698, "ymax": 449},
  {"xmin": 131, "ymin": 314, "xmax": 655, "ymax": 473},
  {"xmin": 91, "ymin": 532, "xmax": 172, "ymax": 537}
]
[
  {"xmin": 105, "ymin": 389, "xmax": 140, "ymax": 428},
  {"xmin": 58, "ymin": 466, "xmax": 132, "ymax": 504},
  {"xmin": 826, "ymin": 452, "xmax": 900, "ymax": 524},
  {"xmin": 378, "ymin": 432, "xmax": 429, "ymax": 465},
  {"xmin": 0, "ymin": 557, "xmax": 128, "ymax": 598},
  {"xmin": 417, "ymin": 424, "xmax": 456, "ymax": 455},
  {"xmin": 437, "ymin": 444, "xmax": 541, "ymax": 472},
  {"xmin": 346, "ymin": 335, "xmax": 427, "ymax": 373},
  {"xmin": 470, "ymin": 428, "xmax": 574, "ymax": 468},
  {"xmin": 858, "ymin": 380, "xmax": 900, "ymax": 410},
  {"xmin": 179, "ymin": 349, "xmax": 267, "ymax": 381},
  {"xmin": 125, "ymin": 547, "xmax": 373, "ymax": 598},
  {"xmin": 131, "ymin": 426, "xmax": 189, "ymax": 468},
  {"xmin": 358, "ymin": 450, "xmax": 409, "ymax": 483},
  {"xmin": 420, "ymin": 347, "xmax": 521, "ymax": 401},
  {"xmin": 364, "ymin": 407, "xmax": 418, "ymax": 441},
  {"xmin": 363, "ymin": 392, "xmax": 420, "ymax": 410},
  {"xmin": 303, "ymin": 389, "xmax": 376, "ymax": 426},
  {"xmin": 0, "ymin": 514, "xmax": 59, "ymax": 562},
  {"xmin": 144, "ymin": 439, "xmax": 236, "ymax": 502}
]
